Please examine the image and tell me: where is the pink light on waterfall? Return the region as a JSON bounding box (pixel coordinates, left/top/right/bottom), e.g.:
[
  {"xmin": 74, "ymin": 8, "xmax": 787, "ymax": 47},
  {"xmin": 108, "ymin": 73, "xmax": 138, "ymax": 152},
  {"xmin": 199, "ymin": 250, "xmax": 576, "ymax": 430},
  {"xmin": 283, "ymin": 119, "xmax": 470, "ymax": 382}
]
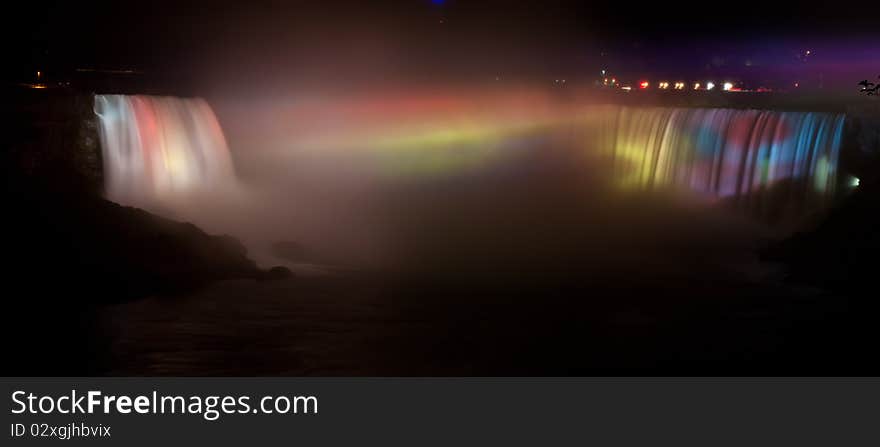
[{"xmin": 94, "ymin": 95, "xmax": 237, "ymax": 206}]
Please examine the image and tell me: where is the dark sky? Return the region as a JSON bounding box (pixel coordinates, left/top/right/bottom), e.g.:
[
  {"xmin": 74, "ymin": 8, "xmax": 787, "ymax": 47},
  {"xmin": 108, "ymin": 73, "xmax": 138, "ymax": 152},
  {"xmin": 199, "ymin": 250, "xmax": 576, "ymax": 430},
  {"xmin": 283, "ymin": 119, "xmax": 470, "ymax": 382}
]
[{"xmin": 6, "ymin": 1, "xmax": 878, "ymax": 86}]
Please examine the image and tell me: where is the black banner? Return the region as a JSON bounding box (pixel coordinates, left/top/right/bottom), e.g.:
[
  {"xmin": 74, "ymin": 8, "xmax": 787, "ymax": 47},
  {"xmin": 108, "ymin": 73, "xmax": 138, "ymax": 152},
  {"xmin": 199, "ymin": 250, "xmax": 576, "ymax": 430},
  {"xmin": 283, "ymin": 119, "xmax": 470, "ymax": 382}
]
[{"xmin": 2, "ymin": 378, "xmax": 879, "ymax": 445}]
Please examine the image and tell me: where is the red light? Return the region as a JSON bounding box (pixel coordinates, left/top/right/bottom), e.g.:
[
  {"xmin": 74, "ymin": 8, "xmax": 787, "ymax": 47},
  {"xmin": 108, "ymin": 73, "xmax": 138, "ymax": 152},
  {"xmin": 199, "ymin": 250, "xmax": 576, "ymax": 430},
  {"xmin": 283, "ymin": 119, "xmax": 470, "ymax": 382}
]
[{"xmin": 639, "ymin": 81, "xmax": 649, "ymax": 89}]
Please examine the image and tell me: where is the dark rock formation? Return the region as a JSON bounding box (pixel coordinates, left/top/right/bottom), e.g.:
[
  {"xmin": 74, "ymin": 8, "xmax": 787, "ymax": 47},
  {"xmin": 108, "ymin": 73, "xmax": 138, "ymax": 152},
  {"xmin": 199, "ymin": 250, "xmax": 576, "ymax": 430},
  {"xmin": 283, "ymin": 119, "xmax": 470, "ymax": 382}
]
[
  {"xmin": 10, "ymin": 185, "xmax": 263, "ymax": 303},
  {"xmin": 763, "ymin": 176, "xmax": 879, "ymax": 295},
  {"xmin": 262, "ymin": 265, "xmax": 295, "ymax": 280},
  {"xmin": 1, "ymin": 87, "xmax": 103, "ymax": 194}
]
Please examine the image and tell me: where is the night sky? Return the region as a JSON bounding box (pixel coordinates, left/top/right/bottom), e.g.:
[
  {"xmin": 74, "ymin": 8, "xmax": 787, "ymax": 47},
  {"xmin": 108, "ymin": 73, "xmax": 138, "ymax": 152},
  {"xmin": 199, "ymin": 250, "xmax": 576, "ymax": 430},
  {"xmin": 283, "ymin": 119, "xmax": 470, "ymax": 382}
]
[{"xmin": 6, "ymin": 1, "xmax": 879, "ymax": 89}]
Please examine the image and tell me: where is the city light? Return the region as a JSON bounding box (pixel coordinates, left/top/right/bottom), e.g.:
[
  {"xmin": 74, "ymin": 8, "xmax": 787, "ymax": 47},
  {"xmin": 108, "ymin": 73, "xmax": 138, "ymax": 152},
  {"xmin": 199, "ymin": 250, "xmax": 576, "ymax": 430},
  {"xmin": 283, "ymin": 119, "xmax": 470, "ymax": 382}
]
[
  {"xmin": 694, "ymin": 82, "xmax": 701, "ymax": 90},
  {"xmin": 723, "ymin": 82, "xmax": 734, "ymax": 91},
  {"xmin": 706, "ymin": 82, "xmax": 715, "ymax": 90},
  {"xmin": 659, "ymin": 81, "xmax": 669, "ymax": 89},
  {"xmin": 674, "ymin": 82, "xmax": 685, "ymax": 90},
  {"xmin": 639, "ymin": 81, "xmax": 649, "ymax": 89}
]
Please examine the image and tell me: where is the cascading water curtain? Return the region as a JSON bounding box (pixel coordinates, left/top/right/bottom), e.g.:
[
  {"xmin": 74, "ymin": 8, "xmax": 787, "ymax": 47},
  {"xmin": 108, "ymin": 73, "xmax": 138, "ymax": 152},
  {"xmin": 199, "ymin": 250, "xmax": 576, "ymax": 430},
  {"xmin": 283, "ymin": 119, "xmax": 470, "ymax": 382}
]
[
  {"xmin": 94, "ymin": 95, "xmax": 236, "ymax": 206},
  {"xmin": 597, "ymin": 106, "xmax": 844, "ymax": 219}
]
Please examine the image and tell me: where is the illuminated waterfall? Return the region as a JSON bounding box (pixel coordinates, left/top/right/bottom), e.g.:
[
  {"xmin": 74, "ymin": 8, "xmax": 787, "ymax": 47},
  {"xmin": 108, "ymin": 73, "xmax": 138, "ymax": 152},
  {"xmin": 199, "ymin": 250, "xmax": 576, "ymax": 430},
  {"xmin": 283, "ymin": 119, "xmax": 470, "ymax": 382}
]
[
  {"xmin": 579, "ymin": 106, "xmax": 845, "ymax": 204},
  {"xmin": 94, "ymin": 95, "xmax": 236, "ymax": 205},
  {"xmin": 91, "ymin": 93, "xmax": 844, "ymax": 223}
]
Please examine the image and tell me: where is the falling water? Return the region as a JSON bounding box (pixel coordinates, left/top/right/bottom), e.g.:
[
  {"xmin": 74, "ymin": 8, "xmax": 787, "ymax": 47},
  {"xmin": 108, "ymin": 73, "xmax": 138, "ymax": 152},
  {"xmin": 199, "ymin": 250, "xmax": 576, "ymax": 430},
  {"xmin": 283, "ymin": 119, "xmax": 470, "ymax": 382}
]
[
  {"xmin": 571, "ymin": 106, "xmax": 846, "ymax": 217},
  {"xmin": 94, "ymin": 95, "xmax": 236, "ymax": 206}
]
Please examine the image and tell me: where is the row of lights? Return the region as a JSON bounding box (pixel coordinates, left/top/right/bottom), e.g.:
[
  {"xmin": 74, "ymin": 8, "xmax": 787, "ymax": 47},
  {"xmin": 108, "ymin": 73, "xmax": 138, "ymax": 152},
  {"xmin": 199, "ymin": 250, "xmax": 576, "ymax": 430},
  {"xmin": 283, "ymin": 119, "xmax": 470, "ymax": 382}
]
[
  {"xmin": 636, "ymin": 80, "xmax": 736, "ymax": 91},
  {"xmin": 596, "ymin": 75, "xmax": 780, "ymax": 93}
]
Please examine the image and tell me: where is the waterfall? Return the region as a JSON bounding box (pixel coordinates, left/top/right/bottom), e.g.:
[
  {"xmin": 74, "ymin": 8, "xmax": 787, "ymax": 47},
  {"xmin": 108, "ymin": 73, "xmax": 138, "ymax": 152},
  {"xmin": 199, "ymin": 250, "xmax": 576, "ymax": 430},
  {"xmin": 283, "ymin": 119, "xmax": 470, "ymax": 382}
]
[
  {"xmin": 571, "ymin": 106, "xmax": 846, "ymax": 218},
  {"xmin": 598, "ymin": 107, "xmax": 845, "ymax": 198},
  {"xmin": 94, "ymin": 95, "xmax": 236, "ymax": 206}
]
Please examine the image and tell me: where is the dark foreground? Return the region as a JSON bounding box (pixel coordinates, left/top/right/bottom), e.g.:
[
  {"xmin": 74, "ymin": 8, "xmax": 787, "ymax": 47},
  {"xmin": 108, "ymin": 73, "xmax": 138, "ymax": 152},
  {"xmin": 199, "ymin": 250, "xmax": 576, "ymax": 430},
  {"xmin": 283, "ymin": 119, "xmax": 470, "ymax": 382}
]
[
  {"xmin": 98, "ymin": 173, "xmax": 879, "ymax": 376},
  {"xmin": 100, "ymin": 272, "xmax": 870, "ymax": 376}
]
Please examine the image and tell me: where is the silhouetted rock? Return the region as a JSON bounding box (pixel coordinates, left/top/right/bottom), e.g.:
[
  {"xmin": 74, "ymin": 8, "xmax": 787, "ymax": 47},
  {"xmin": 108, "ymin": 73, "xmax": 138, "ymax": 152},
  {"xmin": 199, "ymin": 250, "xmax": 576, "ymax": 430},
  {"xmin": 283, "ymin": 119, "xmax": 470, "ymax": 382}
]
[
  {"xmin": 8, "ymin": 185, "xmax": 263, "ymax": 303},
  {"xmin": 763, "ymin": 177, "xmax": 880, "ymax": 294},
  {"xmin": 0, "ymin": 88, "xmax": 103, "ymax": 194},
  {"xmin": 262, "ymin": 266, "xmax": 294, "ymax": 280}
]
